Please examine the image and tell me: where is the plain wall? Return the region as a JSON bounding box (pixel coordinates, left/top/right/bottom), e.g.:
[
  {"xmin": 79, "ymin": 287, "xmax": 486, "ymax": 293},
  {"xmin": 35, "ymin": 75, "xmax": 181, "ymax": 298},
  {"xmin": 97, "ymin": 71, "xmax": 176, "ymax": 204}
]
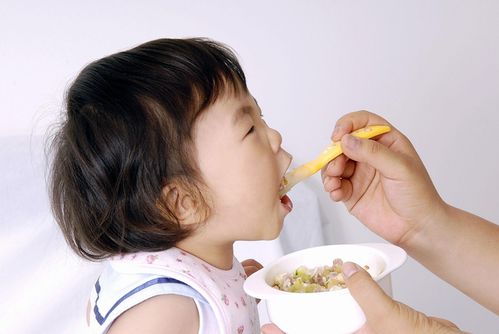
[{"xmin": 1, "ymin": 0, "xmax": 498, "ymax": 332}]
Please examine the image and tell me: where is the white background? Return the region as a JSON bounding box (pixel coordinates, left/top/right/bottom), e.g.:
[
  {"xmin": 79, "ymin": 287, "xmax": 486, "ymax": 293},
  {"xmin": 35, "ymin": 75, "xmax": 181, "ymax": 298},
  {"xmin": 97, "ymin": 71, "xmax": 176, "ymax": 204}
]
[{"xmin": 1, "ymin": 0, "xmax": 498, "ymax": 332}]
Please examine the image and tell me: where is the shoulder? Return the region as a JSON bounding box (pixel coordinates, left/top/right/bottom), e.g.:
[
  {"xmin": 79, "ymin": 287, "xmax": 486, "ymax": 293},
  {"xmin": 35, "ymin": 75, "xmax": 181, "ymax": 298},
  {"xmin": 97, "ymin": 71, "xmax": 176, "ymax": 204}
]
[{"xmin": 107, "ymin": 294, "xmax": 199, "ymax": 334}]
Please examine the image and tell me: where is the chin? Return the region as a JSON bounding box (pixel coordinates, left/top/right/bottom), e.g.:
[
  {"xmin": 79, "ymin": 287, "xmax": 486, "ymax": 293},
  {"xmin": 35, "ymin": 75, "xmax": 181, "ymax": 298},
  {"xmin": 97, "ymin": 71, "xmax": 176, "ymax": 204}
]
[{"xmin": 263, "ymin": 219, "xmax": 285, "ymax": 240}]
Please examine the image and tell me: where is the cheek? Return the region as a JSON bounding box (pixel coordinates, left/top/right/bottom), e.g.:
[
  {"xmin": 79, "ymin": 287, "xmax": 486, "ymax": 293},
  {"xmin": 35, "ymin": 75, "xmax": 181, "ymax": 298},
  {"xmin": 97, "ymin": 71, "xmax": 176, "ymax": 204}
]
[
  {"xmin": 197, "ymin": 147, "xmax": 235, "ymax": 190},
  {"xmin": 198, "ymin": 148, "xmax": 279, "ymax": 209}
]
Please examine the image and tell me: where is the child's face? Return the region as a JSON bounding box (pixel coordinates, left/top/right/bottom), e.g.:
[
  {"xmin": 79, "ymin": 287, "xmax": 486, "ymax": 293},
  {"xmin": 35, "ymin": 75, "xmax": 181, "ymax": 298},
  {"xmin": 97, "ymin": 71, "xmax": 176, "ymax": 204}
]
[{"xmin": 193, "ymin": 91, "xmax": 293, "ymax": 242}]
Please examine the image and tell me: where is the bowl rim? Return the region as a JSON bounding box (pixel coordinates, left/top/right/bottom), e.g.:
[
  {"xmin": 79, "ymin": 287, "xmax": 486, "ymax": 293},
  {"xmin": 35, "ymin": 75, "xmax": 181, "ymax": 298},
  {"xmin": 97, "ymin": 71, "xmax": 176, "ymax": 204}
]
[{"xmin": 243, "ymin": 242, "xmax": 406, "ymax": 300}]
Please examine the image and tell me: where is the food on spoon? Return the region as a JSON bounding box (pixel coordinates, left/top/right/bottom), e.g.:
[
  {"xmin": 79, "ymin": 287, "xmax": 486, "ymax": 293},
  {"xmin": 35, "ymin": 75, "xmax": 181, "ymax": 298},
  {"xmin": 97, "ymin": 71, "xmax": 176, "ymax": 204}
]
[{"xmin": 272, "ymin": 259, "xmax": 369, "ymax": 293}]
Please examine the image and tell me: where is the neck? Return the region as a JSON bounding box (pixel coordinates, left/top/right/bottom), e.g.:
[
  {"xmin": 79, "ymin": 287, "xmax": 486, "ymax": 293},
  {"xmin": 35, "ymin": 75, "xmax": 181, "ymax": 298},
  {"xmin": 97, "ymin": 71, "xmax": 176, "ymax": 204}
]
[{"xmin": 176, "ymin": 237, "xmax": 235, "ymax": 270}]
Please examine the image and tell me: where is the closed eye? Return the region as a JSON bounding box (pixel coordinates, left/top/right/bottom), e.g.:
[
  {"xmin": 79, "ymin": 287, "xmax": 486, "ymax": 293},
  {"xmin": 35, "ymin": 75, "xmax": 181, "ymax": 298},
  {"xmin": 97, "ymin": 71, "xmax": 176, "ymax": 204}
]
[{"xmin": 245, "ymin": 126, "xmax": 255, "ymax": 137}]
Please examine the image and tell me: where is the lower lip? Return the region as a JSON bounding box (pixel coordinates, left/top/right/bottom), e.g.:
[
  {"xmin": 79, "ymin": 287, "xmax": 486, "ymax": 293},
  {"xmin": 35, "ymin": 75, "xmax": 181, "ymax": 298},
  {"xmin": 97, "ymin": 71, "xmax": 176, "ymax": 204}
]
[{"xmin": 280, "ymin": 194, "xmax": 293, "ymax": 212}]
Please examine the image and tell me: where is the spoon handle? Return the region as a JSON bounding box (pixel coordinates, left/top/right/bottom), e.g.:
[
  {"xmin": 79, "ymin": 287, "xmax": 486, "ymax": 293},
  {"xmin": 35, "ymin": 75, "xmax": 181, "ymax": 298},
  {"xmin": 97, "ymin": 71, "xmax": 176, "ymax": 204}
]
[{"xmin": 279, "ymin": 125, "xmax": 391, "ymax": 196}]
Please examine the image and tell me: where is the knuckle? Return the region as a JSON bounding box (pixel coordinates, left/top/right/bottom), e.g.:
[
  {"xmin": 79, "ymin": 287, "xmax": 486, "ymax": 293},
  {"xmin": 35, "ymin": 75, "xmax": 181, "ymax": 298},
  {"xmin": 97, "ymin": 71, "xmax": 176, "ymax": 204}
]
[{"xmin": 368, "ymin": 141, "xmax": 381, "ymax": 155}]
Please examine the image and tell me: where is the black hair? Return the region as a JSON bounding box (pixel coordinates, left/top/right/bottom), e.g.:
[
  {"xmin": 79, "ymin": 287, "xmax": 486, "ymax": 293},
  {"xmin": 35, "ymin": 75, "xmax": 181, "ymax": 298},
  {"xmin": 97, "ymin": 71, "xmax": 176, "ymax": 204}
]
[{"xmin": 49, "ymin": 38, "xmax": 247, "ymax": 260}]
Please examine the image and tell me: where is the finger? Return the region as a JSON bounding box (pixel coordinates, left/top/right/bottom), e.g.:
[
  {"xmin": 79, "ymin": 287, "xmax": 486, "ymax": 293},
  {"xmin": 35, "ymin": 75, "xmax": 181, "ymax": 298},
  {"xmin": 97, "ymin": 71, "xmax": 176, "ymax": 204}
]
[
  {"xmin": 323, "ymin": 154, "xmax": 349, "ymax": 178},
  {"xmin": 323, "ymin": 176, "xmax": 341, "ymax": 193},
  {"xmin": 241, "ymin": 259, "xmax": 263, "ymax": 270},
  {"xmin": 261, "ymin": 323, "xmax": 285, "ymax": 334},
  {"xmin": 243, "ymin": 266, "xmax": 261, "ymax": 276},
  {"xmin": 428, "ymin": 316, "xmax": 460, "ymax": 329},
  {"xmin": 332, "ymin": 111, "xmax": 390, "ymax": 142},
  {"xmin": 341, "ymin": 160, "xmax": 356, "ymax": 179},
  {"xmin": 329, "ymin": 178, "xmax": 353, "ymax": 202},
  {"xmin": 340, "ymin": 135, "xmax": 407, "ymax": 180}
]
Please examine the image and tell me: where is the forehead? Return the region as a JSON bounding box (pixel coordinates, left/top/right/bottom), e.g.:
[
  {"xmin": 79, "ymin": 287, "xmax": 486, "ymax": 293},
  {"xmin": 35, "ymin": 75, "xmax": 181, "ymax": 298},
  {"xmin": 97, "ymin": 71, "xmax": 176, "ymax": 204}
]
[{"xmin": 197, "ymin": 92, "xmax": 256, "ymax": 126}]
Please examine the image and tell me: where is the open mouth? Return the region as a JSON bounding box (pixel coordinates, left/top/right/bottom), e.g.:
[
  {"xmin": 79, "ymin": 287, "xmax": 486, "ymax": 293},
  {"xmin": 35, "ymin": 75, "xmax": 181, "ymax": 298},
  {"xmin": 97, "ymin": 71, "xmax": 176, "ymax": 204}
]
[
  {"xmin": 279, "ymin": 174, "xmax": 293, "ymax": 212},
  {"xmin": 280, "ymin": 193, "xmax": 293, "ymax": 212}
]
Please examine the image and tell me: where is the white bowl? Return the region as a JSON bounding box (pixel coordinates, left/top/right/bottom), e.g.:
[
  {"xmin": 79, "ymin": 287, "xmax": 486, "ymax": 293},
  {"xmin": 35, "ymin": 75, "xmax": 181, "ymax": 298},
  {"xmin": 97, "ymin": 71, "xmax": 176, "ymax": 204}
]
[{"xmin": 244, "ymin": 243, "xmax": 407, "ymax": 334}]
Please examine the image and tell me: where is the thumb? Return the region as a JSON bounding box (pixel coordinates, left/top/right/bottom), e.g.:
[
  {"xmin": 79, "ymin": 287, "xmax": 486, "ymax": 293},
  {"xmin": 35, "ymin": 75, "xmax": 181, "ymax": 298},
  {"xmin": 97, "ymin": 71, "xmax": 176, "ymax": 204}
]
[
  {"xmin": 343, "ymin": 262, "xmax": 463, "ymax": 334},
  {"xmin": 341, "ymin": 134, "xmax": 403, "ymax": 179},
  {"xmin": 342, "ymin": 262, "xmax": 397, "ymax": 330}
]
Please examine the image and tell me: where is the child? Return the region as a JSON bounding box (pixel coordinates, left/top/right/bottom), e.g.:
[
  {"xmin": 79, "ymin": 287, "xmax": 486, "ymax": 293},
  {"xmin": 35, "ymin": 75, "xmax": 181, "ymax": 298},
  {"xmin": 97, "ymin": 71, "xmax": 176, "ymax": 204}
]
[{"xmin": 49, "ymin": 38, "xmax": 293, "ymax": 334}]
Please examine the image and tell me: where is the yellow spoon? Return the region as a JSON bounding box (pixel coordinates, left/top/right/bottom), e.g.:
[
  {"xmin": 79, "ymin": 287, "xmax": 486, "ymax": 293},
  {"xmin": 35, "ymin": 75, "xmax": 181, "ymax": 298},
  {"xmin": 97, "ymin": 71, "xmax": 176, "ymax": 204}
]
[{"xmin": 279, "ymin": 125, "xmax": 391, "ymax": 197}]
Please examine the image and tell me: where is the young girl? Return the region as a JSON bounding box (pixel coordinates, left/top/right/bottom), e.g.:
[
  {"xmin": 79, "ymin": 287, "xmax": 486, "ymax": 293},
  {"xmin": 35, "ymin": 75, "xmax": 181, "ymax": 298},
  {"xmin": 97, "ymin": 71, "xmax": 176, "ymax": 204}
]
[{"xmin": 49, "ymin": 38, "xmax": 293, "ymax": 334}]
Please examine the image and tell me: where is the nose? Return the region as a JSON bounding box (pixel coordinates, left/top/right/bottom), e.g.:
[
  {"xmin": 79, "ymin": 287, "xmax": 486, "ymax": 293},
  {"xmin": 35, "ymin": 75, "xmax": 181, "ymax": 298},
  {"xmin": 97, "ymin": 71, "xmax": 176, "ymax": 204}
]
[{"xmin": 266, "ymin": 126, "xmax": 283, "ymax": 153}]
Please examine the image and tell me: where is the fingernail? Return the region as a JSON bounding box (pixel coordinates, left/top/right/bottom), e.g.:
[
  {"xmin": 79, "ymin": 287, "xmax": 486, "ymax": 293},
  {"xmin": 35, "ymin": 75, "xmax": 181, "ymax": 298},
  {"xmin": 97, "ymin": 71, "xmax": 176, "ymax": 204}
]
[
  {"xmin": 343, "ymin": 134, "xmax": 360, "ymax": 150},
  {"xmin": 332, "ymin": 125, "xmax": 342, "ymax": 139},
  {"xmin": 342, "ymin": 262, "xmax": 360, "ymax": 278},
  {"xmin": 327, "ymin": 159, "xmax": 335, "ymax": 171},
  {"xmin": 323, "ymin": 176, "xmax": 332, "ymax": 191}
]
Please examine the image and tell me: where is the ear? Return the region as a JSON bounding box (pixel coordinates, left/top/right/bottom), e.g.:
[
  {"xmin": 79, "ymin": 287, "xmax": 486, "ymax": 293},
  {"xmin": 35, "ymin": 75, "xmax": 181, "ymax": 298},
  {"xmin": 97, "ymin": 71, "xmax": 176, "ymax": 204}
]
[{"xmin": 161, "ymin": 182, "xmax": 200, "ymax": 225}]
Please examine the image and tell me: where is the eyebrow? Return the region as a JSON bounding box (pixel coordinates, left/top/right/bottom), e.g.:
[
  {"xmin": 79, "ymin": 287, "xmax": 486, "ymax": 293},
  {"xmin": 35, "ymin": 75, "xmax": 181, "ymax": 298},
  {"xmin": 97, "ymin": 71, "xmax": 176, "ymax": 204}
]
[{"xmin": 232, "ymin": 105, "xmax": 252, "ymax": 126}]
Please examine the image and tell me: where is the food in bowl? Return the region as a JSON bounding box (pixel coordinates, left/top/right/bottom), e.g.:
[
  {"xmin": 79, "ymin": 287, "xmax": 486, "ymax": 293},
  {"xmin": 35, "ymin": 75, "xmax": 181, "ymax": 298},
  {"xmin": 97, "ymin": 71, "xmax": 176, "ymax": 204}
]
[
  {"xmin": 243, "ymin": 243, "xmax": 407, "ymax": 334},
  {"xmin": 272, "ymin": 258, "xmax": 370, "ymax": 293}
]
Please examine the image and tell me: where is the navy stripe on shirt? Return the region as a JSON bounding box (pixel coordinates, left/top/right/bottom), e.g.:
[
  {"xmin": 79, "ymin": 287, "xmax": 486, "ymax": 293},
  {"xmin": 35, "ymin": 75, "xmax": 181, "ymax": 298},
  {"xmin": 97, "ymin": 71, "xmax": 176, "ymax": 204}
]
[{"xmin": 93, "ymin": 277, "xmax": 188, "ymax": 325}]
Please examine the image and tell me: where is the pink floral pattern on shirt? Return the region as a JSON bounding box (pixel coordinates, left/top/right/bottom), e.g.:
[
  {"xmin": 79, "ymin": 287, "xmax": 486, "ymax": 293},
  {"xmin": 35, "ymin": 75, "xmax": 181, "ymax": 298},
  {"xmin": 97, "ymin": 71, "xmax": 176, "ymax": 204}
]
[{"xmin": 115, "ymin": 248, "xmax": 259, "ymax": 333}]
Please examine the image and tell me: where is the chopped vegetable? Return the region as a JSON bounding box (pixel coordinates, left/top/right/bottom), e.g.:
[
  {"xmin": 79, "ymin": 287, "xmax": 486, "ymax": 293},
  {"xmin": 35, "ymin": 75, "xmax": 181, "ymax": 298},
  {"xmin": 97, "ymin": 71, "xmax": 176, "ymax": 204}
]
[{"xmin": 272, "ymin": 259, "xmax": 369, "ymax": 293}]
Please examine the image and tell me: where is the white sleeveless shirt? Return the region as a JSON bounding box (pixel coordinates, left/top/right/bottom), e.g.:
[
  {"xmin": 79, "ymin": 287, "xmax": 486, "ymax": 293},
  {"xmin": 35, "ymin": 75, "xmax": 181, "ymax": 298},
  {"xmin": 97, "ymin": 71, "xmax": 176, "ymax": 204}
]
[{"xmin": 88, "ymin": 247, "xmax": 260, "ymax": 334}]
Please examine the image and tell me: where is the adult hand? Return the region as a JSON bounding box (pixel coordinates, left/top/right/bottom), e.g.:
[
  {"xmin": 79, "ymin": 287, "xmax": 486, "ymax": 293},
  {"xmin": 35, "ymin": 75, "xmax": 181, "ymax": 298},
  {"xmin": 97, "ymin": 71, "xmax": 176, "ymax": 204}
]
[
  {"xmin": 322, "ymin": 111, "xmax": 499, "ymax": 314},
  {"xmin": 342, "ymin": 262, "xmax": 464, "ymax": 333},
  {"xmin": 321, "ymin": 111, "xmax": 446, "ymax": 246},
  {"xmin": 261, "ymin": 262, "xmax": 465, "ymax": 334}
]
